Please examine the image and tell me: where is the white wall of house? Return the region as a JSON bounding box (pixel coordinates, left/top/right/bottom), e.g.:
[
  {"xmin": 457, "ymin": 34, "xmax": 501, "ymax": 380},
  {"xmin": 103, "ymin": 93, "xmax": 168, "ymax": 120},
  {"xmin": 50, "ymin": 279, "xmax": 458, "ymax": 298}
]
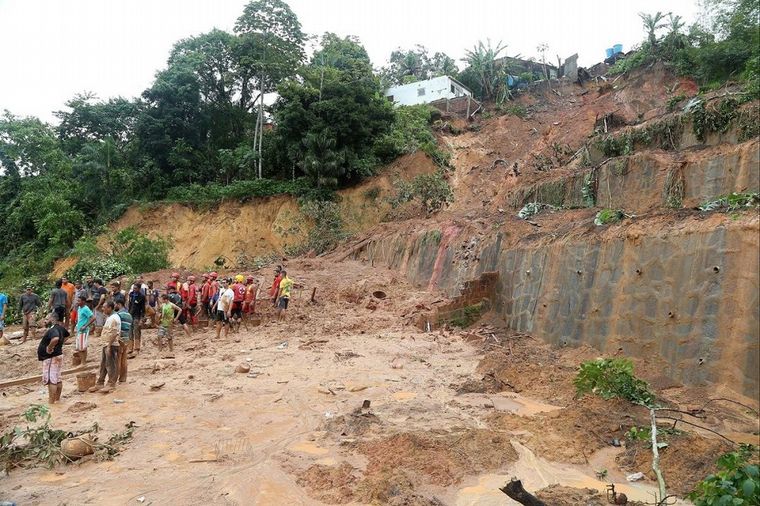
[{"xmin": 385, "ymin": 76, "xmax": 471, "ymax": 106}]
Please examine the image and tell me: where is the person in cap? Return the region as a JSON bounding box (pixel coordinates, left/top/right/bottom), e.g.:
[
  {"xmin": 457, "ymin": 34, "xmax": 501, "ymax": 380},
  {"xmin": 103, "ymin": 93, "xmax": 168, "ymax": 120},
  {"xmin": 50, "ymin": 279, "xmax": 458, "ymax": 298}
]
[
  {"xmin": 270, "ymin": 266, "xmax": 283, "ymax": 307},
  {"xmin": 184, "ymin": 275, "xmax": 200, "ymax": 328},
  {"xmin": 167, "ymin": 283, "xmax": 192, "ymax": 339},
  {"xmin": 243, "ymin": 275, "xmax": 258, "ymax": 319},
  {"xmin": 167, "ymin": 272, "xmax": 180, "ymax": 293},
  {"xmin": 230, "ymin": 275, "xmax": 246, "ymax": 332},
  {"xmin": 207, "ymin": 272, "xmax": 220, "ymax": 321}
]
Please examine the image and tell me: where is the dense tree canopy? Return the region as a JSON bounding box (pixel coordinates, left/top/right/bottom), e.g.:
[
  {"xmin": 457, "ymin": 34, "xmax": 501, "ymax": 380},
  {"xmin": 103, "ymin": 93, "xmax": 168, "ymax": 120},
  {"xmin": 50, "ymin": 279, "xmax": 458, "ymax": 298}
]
[{"xmin": 380, "ymin": 45, "xmax": 458, "ymax": 86}]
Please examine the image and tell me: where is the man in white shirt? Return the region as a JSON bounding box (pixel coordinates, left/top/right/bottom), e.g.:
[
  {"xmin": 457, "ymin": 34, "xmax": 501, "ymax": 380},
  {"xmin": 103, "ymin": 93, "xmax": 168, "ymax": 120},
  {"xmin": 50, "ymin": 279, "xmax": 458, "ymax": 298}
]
[
  {"xmin": 213, "ymin": 278, "xmax": 234, "ymax": 340},
  {"xmin": 89, "ymin": 302, "xmax": 121, "ymax": 394}
]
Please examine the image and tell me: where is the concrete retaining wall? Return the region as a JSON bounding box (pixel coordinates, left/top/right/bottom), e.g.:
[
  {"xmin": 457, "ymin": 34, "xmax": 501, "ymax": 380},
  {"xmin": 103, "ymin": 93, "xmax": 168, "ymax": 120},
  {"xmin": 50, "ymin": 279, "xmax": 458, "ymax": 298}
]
[{"xmin": 357, "ymin": 217, "xmax": 760, "ymax": 398}]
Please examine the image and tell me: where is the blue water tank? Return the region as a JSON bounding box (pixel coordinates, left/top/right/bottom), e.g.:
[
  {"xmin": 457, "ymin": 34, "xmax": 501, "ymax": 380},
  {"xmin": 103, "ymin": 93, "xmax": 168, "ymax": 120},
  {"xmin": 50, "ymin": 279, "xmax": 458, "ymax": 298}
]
[
  {"xmin": 605, "ymin": 48, "xmax": 614, "ymax": 58},
  {"xmin": 613, "ymin": 43, "xmax": 623, "ymax": 54}
]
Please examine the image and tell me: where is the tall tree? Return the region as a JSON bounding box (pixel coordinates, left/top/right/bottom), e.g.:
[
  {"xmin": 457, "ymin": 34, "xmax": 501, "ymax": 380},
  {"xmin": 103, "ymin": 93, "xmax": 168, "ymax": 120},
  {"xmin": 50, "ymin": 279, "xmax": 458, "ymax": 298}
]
[
  {"xmin": 55, "ymin": 94, "xmax": 141, "ymax": 156},
  {"xmin": 460, "ymin": 39, "xmax": 508, "ymax": 101},
  {"xmin": 381, "ymin": 45, "xmax": 459, "ymax": 86},
  {"xmin": 274, "ymin": 33, "xmax": 394, "ymax": 188},
  {"xmin": 234, "ymin": 0, "xmax": 306, "ymax": 178},
  {"xmin": 639, "ymin": 11, "xmax": 669, "ymax": 46}
]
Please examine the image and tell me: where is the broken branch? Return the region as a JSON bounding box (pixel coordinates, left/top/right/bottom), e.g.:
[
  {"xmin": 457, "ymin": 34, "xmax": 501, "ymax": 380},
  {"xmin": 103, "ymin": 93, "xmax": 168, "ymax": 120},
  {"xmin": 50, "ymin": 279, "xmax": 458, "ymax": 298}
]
[{"xmin": 499, "ymin": 478, "xmax": 547, "ymax": 506}]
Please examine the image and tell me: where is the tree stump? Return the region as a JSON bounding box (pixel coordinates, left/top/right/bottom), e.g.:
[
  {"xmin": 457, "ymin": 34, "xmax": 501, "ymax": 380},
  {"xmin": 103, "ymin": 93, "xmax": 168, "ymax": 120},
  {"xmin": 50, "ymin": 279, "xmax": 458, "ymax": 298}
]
[{"xmin": 499, "ymin": 478, "xmax": 547, "ymax": 506}]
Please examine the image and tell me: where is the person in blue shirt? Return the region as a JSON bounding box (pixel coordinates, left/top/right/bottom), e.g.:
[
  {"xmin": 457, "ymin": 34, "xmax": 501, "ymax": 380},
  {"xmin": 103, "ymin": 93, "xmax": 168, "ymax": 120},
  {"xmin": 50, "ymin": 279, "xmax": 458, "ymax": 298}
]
[{"xmin": 0, "ymin": 291, "xmax": 8, "ymax": 341}]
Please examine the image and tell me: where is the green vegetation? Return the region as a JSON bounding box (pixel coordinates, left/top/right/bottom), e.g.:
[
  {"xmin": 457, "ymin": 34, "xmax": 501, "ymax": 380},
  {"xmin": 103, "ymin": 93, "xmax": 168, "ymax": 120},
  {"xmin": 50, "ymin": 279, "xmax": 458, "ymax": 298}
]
[
  {"xmin": 626, "ymin": 425, "xmax": 684, "ymax": 447},
  {"xmin": 109, "ymin": 228, "xmax": 170, "ymax": 274},
  {"xmin": 574, "ymin": 357, "xmax": 656, "ymax": 407},
  {"xmin": 292, "ymin": 199, "xmax": 348, "ymax": 255},
  {"xmin": 379, "ymin": 45, "xmax": 458, "ymax": 87},
  {"xmin": 458, "ymin": 40, "xmax": 510, "ymax": 102},
  {"xmin": 609, "ymin": 1, "xmax": 759, "ymax": 95},
  {"xmin": 595, "ymin": 115, "xmax": 684, "ymax": 157},
  {"xmin": 688, "ymin": 444, "xmax": 759, "ymax": 505},
  {"xmin": 594, "ymin": 209, "xmax": 625, "ymax": 226},
  {"xmin": 663, "ymin": 166, "xmax": 686, "ymax": 208},
  {"xmin": 389, "ymin": 171, "xmax": 454, "ymax": 214},
  {"xmin": 500, "ymin": 103, "xmax": 528, "ymax": 118},
  {"xmin": 0, "ymin": 405, "xmax": 135, "ymax": 472},
  {"xmin": 165, "ymin": 178, "xmax": 310, "ymax": 204},
  {"xmin": 666, "ymin": 93, "xmax": 688, "ymax": 112},
  {"xmin": 449, "ymin": 302, "xmax": 485, "ymax": 328},
  {"xmin": 582, "ymin": 170, "xmax": 597, "ymax": 207},
  {"xmin": 517, "ymin": 202, "xmax": 558, "ymax": 219},
  {"xmin": 64, "ymin": 228, "xmax": 169, "ymax": 285},
  {"xmin": 0, "ymin": 1, "xmax": 455, "ymax": 285},
  {"xmin": 699, "ymin": 192, "xmax": 760, "ymax": 212}
]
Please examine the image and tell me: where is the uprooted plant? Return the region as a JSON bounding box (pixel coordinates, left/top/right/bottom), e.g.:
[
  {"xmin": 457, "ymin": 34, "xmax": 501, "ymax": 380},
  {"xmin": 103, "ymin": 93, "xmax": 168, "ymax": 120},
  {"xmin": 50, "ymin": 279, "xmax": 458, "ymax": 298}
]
[{"xmin": 0, "ymin": 404, "xmax": 135, "ymax": 472}]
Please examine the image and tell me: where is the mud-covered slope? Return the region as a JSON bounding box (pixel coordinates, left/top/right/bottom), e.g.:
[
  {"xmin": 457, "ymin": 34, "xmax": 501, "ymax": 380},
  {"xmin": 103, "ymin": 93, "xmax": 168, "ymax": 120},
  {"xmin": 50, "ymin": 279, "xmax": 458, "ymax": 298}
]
[
  {"xmin": 339, "ymin": 65, "xmax": 760, "ymax": 399},
  {"xmin": 101, "ymin": 151, "xmax": 437, "ymax": 269}
]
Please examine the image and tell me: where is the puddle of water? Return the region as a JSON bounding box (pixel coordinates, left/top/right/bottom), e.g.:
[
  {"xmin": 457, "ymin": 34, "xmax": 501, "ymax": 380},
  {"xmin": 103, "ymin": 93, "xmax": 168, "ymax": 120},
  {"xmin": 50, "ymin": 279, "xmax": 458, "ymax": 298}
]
[
  {"xmin": 455, "ymin": 442, "xmax": 691, "ymax": 505},
  {"xmin": 289, "ymin": 441, "xmax": 329, "ymax": 455},
  {"xmin": 392, "ymin": 391, "xmax": 417, "ymax": 401}
]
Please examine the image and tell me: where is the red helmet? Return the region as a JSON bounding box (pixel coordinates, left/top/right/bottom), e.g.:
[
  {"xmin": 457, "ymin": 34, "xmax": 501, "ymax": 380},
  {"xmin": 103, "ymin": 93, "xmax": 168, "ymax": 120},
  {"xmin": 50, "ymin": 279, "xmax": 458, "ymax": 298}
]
[
  {"xmin": 247, "ymin": 275, "xmax": 254, "ymax": 281},
  {"xmin": 210, "ymin": 271, "xmax": 218, "ymax": 278},
  {"xmin": 188, "ymin": 275, "xmax": 196, "ymax": 281},
  {"xmin": 171, "ymin": 272, "xmax": 180, "ymax": 278},
  {"xmin": 202, "ymin": 273, "xmax": 209, "ymax": 278}
]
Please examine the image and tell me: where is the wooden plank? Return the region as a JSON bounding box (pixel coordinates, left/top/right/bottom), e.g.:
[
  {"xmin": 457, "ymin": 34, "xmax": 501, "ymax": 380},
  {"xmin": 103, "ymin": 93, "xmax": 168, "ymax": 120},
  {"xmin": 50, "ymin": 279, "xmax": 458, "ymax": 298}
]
[{"xmin": 0, "ymin": 364, "xmax": 98, "ymax": 389}]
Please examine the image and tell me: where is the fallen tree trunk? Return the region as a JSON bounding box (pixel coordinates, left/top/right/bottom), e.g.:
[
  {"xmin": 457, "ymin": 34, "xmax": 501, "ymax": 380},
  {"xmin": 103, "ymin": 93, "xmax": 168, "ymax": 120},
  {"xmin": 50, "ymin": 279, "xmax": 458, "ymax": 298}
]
[
  {"xmin": 0, "ymin": 364, "xmax": 98, "ymax": 389},
  {"xmin": 499, "ymin": 478, "xmax": 547, "ymax": 506}
]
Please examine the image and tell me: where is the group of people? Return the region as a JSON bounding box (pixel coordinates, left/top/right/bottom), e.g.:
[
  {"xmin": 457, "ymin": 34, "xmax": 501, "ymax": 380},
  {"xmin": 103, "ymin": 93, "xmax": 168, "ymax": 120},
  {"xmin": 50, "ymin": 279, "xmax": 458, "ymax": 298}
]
[{"xmin": 0, "ymin": 264, "xmax": 296, "ymax": 404}]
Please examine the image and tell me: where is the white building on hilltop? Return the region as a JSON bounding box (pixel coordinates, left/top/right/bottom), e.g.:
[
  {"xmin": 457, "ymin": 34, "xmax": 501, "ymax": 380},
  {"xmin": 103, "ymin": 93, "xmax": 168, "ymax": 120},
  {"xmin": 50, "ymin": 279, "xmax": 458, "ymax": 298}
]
[{"xmin": 385, "ymin": 75, "xmax": 472, "ymax": 106}]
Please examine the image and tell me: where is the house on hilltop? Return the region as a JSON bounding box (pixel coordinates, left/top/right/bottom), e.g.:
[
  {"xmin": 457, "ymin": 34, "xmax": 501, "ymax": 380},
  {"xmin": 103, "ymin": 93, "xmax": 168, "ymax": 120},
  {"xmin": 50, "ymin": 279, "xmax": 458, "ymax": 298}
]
[{"xmin": 384, "ymin": 75, "xmax": 472, "ymax": 107}]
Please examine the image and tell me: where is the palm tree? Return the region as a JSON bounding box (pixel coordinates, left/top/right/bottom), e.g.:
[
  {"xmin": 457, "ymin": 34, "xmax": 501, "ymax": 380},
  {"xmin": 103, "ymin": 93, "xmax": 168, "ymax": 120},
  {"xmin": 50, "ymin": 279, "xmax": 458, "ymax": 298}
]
[
  {"xmin": 463, "ymin": 39, "xmax": 508, "ymax": 100},
  {"xmin": 667, "ymin": 13, "xmax": 685, "ymax": 35},
  {"xmin": 639, "ymin": 11, "xmax": 669, "ymax": 46}
]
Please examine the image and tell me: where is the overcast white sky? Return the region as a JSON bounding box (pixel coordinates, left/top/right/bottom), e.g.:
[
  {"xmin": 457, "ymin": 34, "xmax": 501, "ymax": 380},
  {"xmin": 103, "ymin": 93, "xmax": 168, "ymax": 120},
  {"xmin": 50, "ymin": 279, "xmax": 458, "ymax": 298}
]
[{"xmin": 0, "ymin": 0, "xmax": 701, "ymax": 123}]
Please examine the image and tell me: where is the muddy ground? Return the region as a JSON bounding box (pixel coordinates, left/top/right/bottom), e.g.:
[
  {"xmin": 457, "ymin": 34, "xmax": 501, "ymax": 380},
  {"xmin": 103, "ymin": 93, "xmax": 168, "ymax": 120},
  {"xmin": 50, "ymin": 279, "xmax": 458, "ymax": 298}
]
[{"xmin": 1, "ymin": 259, "xmax": 757, "ymax": 505}]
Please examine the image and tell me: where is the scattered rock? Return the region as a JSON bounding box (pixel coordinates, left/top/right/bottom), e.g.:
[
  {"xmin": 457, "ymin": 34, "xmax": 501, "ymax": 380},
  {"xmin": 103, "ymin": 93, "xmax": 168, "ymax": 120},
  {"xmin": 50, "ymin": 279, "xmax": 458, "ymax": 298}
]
[
  {"xmin": 61, "ymin": 436, "xmax": 95, "ymax": 459},
  {"xmin": 348, "ymin": 385, "xmax": 369, "ymax": 392},
  {"xmin": 235, "ymin": 363, "xmax": 251, "ymax": 374},
  {"xmin": 150, "ymin": 382, "xmax": 166, "ymax": 391}
]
